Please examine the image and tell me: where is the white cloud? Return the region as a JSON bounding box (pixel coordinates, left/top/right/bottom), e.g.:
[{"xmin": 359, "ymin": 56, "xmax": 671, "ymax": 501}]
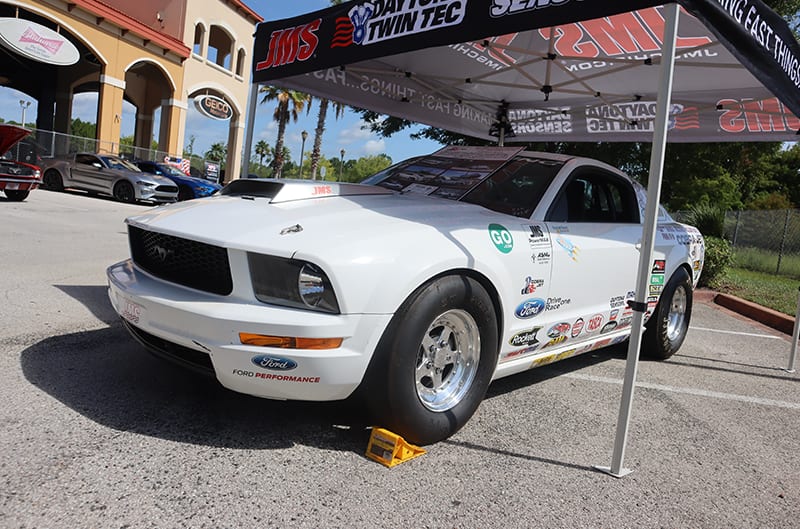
[
  {"xmin": 337, "ymin": 120, "xmax": 374, "ymax": 145},
  {"xmin": 363, "ymin": 139, "xmax": 386, "ymax": 156}
]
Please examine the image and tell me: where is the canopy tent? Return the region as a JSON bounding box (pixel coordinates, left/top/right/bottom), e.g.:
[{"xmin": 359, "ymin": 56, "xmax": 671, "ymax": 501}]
[{"xmin": 244, "ymin": 0, "xmax": 800, "ymax": 477}]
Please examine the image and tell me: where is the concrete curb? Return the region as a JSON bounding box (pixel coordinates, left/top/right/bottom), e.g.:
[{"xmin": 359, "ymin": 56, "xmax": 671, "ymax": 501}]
[{"xmin": 696, "ymin": 288, "xmax": 796, "ymax": 335}]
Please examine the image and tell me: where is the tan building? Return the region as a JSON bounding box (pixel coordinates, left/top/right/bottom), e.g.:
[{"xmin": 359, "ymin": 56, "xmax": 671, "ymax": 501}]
[{"xmin": 0, "ymin": 0, "xmax": 261, "ymax": 180}]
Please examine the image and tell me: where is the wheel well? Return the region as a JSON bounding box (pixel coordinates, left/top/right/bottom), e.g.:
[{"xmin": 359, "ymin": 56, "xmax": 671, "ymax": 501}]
[{"xmin": 426, "ymin": 269, "xmax": 504, "ymax": 354}]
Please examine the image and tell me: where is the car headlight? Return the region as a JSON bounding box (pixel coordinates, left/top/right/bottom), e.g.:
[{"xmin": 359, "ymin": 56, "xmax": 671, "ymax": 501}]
[
  {"xmin": 248, "ymin": 254, "xmax": 340, "ymax": 314},
  {"xmin": 136, "ymin": 180, "xmax": 156, "ymax": 187}
]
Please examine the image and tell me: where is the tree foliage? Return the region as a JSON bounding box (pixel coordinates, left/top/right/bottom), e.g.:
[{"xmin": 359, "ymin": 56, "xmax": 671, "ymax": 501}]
[{"xmin": 352, "ymin": 0, "xmax": 800, "ymax": 211}]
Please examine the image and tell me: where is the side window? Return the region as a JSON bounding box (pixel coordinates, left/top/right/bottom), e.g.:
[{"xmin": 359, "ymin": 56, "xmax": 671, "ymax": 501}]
[
  {"xmin": 461, "ymin": 158, "xmax": 562, "ymax": 218},
  {"xmin": 547, "ymin": 170, "xmax": 639, "ymax": 223},
  {"xmin": 75, "ymin": 154, "xmax": 98, "ymax": 166}
]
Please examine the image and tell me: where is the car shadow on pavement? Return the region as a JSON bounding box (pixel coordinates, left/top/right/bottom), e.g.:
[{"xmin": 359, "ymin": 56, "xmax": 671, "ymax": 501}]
[
  {"xmin": 54, "ymin": 285, "xmax": 119, "ymax": 325},
  {"xmin": 19, "ymin": 324, "xmax": 373, "ymax": 454}
]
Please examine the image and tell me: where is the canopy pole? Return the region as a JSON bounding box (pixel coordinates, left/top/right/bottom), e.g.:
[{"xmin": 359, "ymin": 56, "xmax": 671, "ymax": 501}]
[
  {"xmin": 241, "ymin": 83, "xmax": 259, "ymax": 180},
  {"xmin": 595, "ymin": 2, "xmax": 680, "ymax": 479},
  {"xmin": 786, "ymin": 286, "xmax": 799, "ymax": 373}
]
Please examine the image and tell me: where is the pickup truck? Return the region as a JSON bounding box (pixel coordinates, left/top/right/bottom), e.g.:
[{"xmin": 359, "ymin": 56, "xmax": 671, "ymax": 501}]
[{"xmin": 40, "ymin": 152, "xmax": 178, "ymax": 204}]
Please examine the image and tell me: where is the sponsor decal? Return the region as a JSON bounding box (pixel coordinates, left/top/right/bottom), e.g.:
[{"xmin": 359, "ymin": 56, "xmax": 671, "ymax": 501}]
[
  {"xmin": 586, "ymin": 314, "xmax": 604, "ymax": 332},
  {"xmin": 610, "ymin": 295, "xmax": 626, "ymax": 309},
  {"xmin": 601, "ymin": 321, "xmax": 618, "ymax": 334},
  {"xmin": 251, "ymin": 355, "xmax": 298, "ymax": 371},
  {"xmin": 649, "ymin": 284, "xmax": 664, "ymax": 296},
  {"xmin": 333, "ymin": 0, "xmax": 466, "ymax": 48},
  {"xmin": 532, "ymin": 250, "xmax": 551, "ymax": 265},
  {"xmin": 232, "ymin": 369, "xmax": 320, "ymax": 383},
  {"xmin": 571, "ymin": 318, "xmax": 584, "ymax": 338},
  {"xmin": 501, "ymin": 344, "xmax": 540, "ymax": 362},
  {"xmin": 515, "ymin": 298, "xmax": 546, "ymax": 319},
  {"xmin": 586, "ymin": 103, "xmax": 697, "ymax": 134},
  {"xmin": 693, "ymin": 259, "xmax": 702, "ymax": 271},
  {"xmin": 489, "ymin": 223, "xmax": 514, "ymax": 253},
  {"xmin": 527, "ymin": 224, "xmax": 550, "ymax": 248},
  {"xmin": 609, "ymin": 309, "xmax": 619, "ymax": 321},
  {"xmin": 550, "ymin": 224, "xmax": 569, "ymax": 234},
  {"xmin": 256, "ymin": 19, "xmax": 321, "ymax": 71},
  {"xmin": 618, "ymin": 316, "xmax": 633, "ymax": 329},
  {"xmin": 510, "ymin": 107, "xmax": 573, "ymax": 135},
  {"xmin": 490, "ymin": 0, "xmax": 573, "ymax": 17},
  {"xmin": 650, "ymin": 274, "xmax": 665, "ymax": 286},
  {"xmin": 521, "ymin": 276, "xmax": 545, "ymax": 294},
  {"xmin": 543, "ymin": 335, "xmax": 568, "ymax": 348},
  {"xmin": 590, "ymin": 338, "xmax": 613, "ymax": 351},
  {"xmin": 718, "ymin": 97, "xmax": 800, "ymax": 134},
  {"xmin": 556, "ymin": 235, "xmax": 580, "ymax": 261},
  {"xmin": 545, "ymin": 296, "xmax": 571, "ymax": 311},
  {"xmin": 509, "ymin": 327, "xmax": 541, "ymax": 347},
  {"xmin": 530, "ymin": 347, "xmax": 579, "ymax": 368},
  {"xmin": 652, "ymin": 259, "xmax": 666, "ymax": 274},
  {"xmin": 312, "ymin": 185, "xmax": 334, "ymax": 195},
  {"xmin": 547, "ymin": 322, "xmax": 571, "ymax": 339}
]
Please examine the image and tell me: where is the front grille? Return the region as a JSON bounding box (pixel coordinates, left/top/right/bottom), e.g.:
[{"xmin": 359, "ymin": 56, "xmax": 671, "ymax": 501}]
[
  {"xmin": 128, "ymin": 225, "xmax": 233, "ymax": 295},
  {"xmin": 156, "ymin": 185, "xmax": 178, "ymax": 193},
  {"xmin": 122, "ymin": 319, "xmax": 214, "ymax": 375}
]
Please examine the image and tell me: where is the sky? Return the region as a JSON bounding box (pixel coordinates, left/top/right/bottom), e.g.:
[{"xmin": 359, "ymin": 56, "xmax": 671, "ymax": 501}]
[{"xmin": 0, "ymin": 1, "xmax": 442, "ymax": 165}]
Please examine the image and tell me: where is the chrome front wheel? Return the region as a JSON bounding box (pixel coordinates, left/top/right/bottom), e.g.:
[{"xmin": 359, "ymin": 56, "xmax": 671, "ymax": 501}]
[{"xmin": 416, "ymin": 309, "xmax": 481, "ymax": 413}]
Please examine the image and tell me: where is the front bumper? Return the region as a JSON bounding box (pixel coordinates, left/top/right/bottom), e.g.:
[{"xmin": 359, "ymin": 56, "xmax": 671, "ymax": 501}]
[
  {"xmin": 136, "ymin": 184, "xmax": 178, "ymax": 204},
  {"xmin": 107, "ymin": 259, "xmax": 392, "ymax": 401},
  {"xmin": 0, "ymin": 177, "xmax": 41, "ymax": 191}
]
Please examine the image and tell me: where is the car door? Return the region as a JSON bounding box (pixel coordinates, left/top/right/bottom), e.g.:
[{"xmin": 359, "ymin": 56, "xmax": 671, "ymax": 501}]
[
  {"xmin": 542, "ymin": 167, "xmax": 642, "ymax": 345},
  {"xmin": 70, "ymin": 154, "xmax": 105, "ymax": 191}
]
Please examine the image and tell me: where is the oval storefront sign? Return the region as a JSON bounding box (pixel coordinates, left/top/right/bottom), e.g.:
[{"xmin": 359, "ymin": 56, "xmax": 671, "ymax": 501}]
[
  {"xmin": 0, "ymin": 18, "xmax": 79, "ymax": 66},
  {"xmin": 195, "ymin": 95, "xmax": 233, "ymax": 121}
]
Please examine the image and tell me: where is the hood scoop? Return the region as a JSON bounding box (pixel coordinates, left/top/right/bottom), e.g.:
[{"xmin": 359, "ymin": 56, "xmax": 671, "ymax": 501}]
[{"xmin": 219, "ymin": 179, "xmax": 393, "ymax": 203}]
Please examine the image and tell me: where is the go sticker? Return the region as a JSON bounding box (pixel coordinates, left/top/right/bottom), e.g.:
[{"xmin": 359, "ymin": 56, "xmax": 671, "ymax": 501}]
[{"xmin": 488, "ymin": 223, "xmax": 513, "ymax": 253}]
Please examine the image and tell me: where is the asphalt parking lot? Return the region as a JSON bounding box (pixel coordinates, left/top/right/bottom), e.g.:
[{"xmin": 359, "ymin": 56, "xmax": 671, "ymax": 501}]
[{"xmin": 1, "ymin": 190, "xmax": 798, "ymax": 529}]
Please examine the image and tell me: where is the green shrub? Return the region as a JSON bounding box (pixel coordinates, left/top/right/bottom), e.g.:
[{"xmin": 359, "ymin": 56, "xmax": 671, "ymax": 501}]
[
  {"xmin": 699, "ymin": 236, "xmax": 732, "ymax": 287},
  {"xmin": 682, "ymin": 204, "xmax": 726, "ymax": 238}
]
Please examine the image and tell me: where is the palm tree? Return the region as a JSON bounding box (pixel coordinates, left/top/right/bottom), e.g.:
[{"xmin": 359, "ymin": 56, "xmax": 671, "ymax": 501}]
[
  {"xmin": 308, "ymin": 97, "xmax": 346, "ymax": 180},
  {"xmin": 254, "ymin": 140, "xmax": 271, "ymax": 175},
  {"xmin": 308, "ymin": 0, "xmax": 347, "ymax": 181},
  {"xmin": 259, "ymin": 86, "xmax": 308, "ymax": 178}
]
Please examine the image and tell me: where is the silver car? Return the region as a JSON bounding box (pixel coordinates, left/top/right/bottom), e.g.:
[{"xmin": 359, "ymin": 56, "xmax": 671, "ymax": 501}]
[{"xmin": 41, "ymin": 153, "xmax": 178, "ymax": 204}]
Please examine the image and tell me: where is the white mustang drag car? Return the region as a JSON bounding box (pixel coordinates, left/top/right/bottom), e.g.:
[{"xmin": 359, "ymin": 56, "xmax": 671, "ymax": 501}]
[{"xmin": 107, "ymin": 146, "xmax": 704, "ymax": 444}]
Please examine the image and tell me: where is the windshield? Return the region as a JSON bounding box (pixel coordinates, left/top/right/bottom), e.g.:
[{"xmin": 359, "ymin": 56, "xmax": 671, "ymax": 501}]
[
  {"xmin": 101, "ymin": 156, "xmax": 140, "ymax": 172},
  {"xmin": 363, "ymin": 152, "xmax": 563, "ymax": 218},
  {"xmin": 157, "ymin": 164, "xmax": 188, "ymax": 177}
]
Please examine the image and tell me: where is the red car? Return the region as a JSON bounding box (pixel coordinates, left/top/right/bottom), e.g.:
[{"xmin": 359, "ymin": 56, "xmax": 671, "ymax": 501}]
[{"xmin": 0, "ymin": 124, "xmax": 42, "ymax": 201}]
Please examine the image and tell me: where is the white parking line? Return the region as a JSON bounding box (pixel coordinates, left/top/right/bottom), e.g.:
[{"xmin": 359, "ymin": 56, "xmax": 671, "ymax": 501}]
[
  {"xmin": 565, "ymin": 373, "xmax": 800, "ymax": 410},
  {"xmin": 689, "ymin": 326, "xmax": 783, "ymax": 340}
]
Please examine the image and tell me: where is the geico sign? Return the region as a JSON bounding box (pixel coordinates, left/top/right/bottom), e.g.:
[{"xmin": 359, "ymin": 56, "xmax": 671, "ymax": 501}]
[{"xmin": 195, "ymin": 95, "xmax": 233, "ymax": 121}]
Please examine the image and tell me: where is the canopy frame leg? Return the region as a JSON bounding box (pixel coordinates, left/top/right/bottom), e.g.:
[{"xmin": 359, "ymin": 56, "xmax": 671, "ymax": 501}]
[{"xmin": 595, "ymin": 2, "xmax": 680, "ymax": 479}]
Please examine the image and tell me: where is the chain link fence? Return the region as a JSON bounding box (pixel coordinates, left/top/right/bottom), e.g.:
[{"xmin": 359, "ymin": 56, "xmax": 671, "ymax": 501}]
[{"xmin": 724, "ymin": 209, "xmax": 800, "ymax": 278}]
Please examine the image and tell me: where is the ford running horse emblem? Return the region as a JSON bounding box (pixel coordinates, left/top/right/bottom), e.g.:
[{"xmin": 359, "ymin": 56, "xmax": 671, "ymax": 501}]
[{"xmin": 152, "ymin": 244, "xmax": 174, "ymax": 262}]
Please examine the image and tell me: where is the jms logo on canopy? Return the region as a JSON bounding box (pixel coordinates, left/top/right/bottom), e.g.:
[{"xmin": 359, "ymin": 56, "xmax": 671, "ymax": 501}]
[
  {"xmin": 717, "ymin": 97, "xmax": 800, "ymax": 134},
  {"xmin": 256, "ymin": 19, "xmax": 321, "ymax": 71},
  {"xmin": 474, "ymin": 7, "xmax": 713, "ymax": 69}
]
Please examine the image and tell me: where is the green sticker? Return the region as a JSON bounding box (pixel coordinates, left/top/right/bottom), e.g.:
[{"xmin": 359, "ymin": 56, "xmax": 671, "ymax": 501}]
[
  {"xmin": 488, "ymin": 223, "xmax": 513, "ymax": 253},
  {"xmin": 650, "ymin": 274, "xmax": 665, "ymax": 286}
]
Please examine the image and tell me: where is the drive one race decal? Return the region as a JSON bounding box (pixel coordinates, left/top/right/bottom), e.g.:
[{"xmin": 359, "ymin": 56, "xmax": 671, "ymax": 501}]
[{"xmin": 332, "ymin": 0, "xmax": 466, "ymax": 48}]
